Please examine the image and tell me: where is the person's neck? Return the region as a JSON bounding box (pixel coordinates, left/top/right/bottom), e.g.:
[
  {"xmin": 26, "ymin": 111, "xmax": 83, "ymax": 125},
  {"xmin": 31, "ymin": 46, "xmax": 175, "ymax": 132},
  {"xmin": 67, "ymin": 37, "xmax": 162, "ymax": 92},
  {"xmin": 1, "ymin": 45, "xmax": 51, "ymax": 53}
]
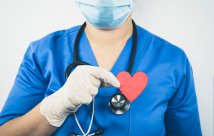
[{"xmin": 85, "ymin": 16, "xmax": 133, "ymax": 47}]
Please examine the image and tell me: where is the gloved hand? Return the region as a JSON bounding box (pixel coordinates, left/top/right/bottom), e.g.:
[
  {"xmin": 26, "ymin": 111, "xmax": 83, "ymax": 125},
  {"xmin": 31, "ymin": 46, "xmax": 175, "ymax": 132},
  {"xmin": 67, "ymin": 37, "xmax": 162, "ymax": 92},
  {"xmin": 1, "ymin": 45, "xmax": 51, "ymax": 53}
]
[{"xmin": 40, "ymin": 65, "xmax": 120, "ymax": 127}]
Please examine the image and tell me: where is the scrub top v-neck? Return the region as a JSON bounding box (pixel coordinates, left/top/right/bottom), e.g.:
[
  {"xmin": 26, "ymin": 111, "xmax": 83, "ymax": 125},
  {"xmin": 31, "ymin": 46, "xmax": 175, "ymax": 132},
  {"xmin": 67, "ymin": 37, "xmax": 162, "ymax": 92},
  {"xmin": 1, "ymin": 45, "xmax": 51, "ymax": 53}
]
[
  {"xmin": 79, "ymin": 31, "xmax": 135, "ymax": 75},
  {"xmin": 0, "ymin": 25, "xmax": 202, "ymax": 136}
]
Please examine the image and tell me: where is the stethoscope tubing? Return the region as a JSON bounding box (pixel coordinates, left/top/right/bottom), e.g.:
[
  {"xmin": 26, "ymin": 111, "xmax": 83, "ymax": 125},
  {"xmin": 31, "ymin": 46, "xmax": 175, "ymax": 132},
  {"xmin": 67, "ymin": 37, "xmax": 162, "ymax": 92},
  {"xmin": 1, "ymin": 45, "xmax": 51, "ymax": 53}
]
[{"xmin": 66, "ymin": 20, "xmax": 138, "ymax": 136}]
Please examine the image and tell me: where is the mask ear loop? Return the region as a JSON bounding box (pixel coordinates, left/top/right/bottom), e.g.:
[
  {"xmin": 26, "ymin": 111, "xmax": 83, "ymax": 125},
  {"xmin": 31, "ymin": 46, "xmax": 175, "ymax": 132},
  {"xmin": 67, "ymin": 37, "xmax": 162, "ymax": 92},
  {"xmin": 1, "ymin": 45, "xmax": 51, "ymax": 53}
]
[{"xmin": 74, "ymin": 99, "xmax": 95, "ymax": 136}]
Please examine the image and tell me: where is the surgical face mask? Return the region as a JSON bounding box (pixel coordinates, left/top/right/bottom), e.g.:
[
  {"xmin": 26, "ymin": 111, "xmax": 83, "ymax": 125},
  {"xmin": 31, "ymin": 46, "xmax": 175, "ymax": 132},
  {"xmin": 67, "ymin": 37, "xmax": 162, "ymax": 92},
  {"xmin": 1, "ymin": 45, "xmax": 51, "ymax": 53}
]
[{"xmin": 75, "ymin": 0, "xmax": 134, "ymax": 29}]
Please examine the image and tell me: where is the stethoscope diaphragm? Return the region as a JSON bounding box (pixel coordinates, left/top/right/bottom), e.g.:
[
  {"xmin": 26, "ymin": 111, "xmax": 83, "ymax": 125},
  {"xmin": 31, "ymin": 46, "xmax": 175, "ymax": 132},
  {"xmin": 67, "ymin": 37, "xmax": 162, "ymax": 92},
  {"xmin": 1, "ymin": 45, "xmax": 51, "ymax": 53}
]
[{"xmin": 109, "ymin": 94, "xmax": 130, "ymax": 114}]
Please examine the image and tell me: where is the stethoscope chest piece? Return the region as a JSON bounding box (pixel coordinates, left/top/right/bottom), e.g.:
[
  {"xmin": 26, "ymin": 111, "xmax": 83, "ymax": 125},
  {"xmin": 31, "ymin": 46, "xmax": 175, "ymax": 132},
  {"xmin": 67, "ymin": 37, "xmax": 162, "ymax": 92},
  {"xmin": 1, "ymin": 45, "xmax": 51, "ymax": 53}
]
[{"xmin": 109, "ymin": 94, "xmax": 130, "ymax": 114}]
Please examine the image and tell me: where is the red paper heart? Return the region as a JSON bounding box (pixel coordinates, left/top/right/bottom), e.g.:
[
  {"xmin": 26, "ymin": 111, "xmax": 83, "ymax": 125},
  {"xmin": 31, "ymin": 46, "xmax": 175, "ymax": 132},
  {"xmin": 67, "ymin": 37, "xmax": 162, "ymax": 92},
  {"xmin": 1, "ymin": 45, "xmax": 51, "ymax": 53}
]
[{"xmin": 116, "ymin": 72, "xmax": 148, "ymax": 102}]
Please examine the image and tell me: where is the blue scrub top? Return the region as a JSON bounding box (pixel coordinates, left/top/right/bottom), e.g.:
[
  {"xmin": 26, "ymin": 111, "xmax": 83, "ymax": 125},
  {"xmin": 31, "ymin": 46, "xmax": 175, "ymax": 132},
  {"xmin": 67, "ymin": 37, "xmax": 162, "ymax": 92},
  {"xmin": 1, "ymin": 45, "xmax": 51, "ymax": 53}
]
[{"xmin": 0, "ymin": 25, "xmax": 202, "ymax": 136}]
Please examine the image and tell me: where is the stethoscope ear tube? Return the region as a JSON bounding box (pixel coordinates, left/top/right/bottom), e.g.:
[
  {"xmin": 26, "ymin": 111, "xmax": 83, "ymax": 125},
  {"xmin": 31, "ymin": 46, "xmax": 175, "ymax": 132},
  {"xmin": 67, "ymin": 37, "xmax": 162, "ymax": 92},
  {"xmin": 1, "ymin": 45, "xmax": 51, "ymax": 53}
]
[
  {"xmin": 65, "ymin": 22, "xmax": 89, "ymax": 79},
  {"xmin": 73, "ymin": 22, "xmax": 87, "ymax": 62}
]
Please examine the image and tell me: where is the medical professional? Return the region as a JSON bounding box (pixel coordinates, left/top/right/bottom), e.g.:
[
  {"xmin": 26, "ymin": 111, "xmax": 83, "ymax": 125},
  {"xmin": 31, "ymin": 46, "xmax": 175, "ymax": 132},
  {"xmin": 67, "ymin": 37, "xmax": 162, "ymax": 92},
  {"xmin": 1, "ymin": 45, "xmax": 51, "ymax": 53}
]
[{"xmin": 0, "ymin": 0, "xmax": 202, "ymax": 136}]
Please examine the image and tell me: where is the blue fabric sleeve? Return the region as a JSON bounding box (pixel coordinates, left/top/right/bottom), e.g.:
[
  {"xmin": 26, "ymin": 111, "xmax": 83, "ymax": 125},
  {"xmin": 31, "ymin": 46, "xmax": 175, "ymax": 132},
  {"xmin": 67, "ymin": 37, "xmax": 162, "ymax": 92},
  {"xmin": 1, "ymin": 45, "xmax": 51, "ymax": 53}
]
[
  {"xmin": 164, "ymin": 54, "xmax": 202, "ymax": 136},
  {"xmin": 0, "ymin": 42, "xmax": 47, "ymax": 125}
]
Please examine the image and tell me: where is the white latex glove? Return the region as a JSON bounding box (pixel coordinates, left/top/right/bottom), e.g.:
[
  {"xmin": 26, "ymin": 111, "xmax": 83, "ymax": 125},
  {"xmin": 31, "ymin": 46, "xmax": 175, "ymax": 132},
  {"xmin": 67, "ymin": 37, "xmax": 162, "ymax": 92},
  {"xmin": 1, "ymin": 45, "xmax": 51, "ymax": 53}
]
[{"xmin": 40, "ymin": 65, "xmax": 120, "ymax": 127}]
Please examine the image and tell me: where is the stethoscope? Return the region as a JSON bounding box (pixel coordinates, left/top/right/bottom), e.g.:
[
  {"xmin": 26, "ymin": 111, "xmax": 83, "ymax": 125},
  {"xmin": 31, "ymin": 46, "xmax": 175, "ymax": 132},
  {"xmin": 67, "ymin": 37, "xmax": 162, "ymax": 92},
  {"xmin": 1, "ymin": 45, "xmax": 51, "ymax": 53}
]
[{"xmin": 66, "ymin": 20, "xmax": 138, "ymax": 136}]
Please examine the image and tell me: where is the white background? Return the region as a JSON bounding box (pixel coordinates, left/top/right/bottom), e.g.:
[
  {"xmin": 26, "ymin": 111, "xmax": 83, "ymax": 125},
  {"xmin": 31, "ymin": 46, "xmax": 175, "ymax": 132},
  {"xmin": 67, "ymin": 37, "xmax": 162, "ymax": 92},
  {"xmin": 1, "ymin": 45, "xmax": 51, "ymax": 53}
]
[{"xmin": 0, "ymin": 0, "xmax": 213, "ymax": 135}]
